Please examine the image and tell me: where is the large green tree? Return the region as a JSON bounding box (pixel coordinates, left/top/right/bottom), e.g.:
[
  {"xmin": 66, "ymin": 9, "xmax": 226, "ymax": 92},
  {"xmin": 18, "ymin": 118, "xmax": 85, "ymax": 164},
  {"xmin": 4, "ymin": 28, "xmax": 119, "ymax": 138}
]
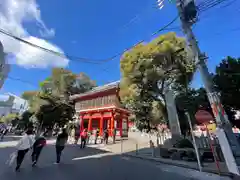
[
  {"xmin": 213, "ymin": 56, "xmax": 240, "ymax": 124},
  {"xmin": 213, "ymin": 56, "xmax": 240, "ymax": 111},
  {"xmin": 120, "ymin": 32, "xmax": 195, "ymax": 130},
  {"xmin": 0, "ymin": 113, "xmax": 19, "ymax": 124},
  {"xmin": 21, "ymin": 68, "xmax": 95, "ymax": 130}
]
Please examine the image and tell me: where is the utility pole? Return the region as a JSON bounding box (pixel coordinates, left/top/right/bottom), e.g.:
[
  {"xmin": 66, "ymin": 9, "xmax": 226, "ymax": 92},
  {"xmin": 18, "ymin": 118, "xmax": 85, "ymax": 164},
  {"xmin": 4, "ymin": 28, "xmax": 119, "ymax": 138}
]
[{"xmin": 175, "ymin": 0, "xmax": 240, "ymax": 175}]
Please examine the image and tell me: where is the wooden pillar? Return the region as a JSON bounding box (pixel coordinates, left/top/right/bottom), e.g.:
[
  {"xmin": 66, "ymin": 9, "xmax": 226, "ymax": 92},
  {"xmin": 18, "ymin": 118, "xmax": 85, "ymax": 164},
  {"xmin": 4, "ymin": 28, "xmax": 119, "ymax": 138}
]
[
  {"xmin": 100, "ymin": 112, "xmax": 103, "ymax": 136},
  {"xmin": 110, "ymin": 111, "xmax": 115, "ymax": 137},
  {"xmin": 88, "ymin": 114, "xmax": 92, "ymax": 132}
]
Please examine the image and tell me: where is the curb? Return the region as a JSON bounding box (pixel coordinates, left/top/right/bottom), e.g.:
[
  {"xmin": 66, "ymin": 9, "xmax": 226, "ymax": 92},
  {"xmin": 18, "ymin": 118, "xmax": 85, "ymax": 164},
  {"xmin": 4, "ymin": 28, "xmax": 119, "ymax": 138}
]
[{"xmin": 124, "ymin": 154, "xmax": 233, "ymax": 178}]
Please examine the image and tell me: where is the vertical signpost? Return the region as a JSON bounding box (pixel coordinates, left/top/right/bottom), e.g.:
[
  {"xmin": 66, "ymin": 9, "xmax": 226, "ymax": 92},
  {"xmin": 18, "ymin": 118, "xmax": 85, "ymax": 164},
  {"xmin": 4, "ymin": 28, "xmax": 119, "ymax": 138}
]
[
  {"xmin": 195, "ymin": 110, "xmax": 220, "ymax": 174},
  {"xmin": 185, "ymin": 112, "xmax": 202, "ymax": 172}
]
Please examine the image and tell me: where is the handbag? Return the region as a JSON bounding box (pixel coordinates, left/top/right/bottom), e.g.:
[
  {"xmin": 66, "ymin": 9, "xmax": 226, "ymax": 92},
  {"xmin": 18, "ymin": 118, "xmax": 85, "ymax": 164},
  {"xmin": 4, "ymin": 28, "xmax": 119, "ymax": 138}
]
[{"xmin": 6, "ymin": 152, "xmax": 17, "ymax": 166}]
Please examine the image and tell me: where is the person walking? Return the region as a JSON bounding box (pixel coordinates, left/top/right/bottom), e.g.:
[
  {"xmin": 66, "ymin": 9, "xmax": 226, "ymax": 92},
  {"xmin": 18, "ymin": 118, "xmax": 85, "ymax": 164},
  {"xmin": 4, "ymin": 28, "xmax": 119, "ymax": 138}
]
[
  {"xmin": 80, "ymin": 128, "xmax": 87, "ymax": 148},
  {"xmin": 31, "ymin": 131, "xmax": 47, "ymax": 167},
  {"xmin": 74, "ymin": 126, "xmax": 80, "ymax": 145},
  {"xmin": 94, "ymin": 128, "xmax": 99, "ymax": 144},
  {"xmin": 1, "ymin": 127, "xmax": 8, "ymax": 140},
  {"xmin": 15, "ymin": 129, "xmax": 34, "ymax": 172},
  {"xmin": 55, "ymin": 128, "xmax": 68, "ymax": 164},
  {"xmin": 103, "ymin": 129, "xmax": 109, "ymax": 144}
]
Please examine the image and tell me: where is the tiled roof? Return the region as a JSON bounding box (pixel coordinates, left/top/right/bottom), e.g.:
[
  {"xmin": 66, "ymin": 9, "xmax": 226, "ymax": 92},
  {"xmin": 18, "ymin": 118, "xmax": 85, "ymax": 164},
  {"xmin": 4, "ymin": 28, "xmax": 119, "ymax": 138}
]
[{"xmin": 70, "ymin": 80, "xmax": 120, "ymax": 100}]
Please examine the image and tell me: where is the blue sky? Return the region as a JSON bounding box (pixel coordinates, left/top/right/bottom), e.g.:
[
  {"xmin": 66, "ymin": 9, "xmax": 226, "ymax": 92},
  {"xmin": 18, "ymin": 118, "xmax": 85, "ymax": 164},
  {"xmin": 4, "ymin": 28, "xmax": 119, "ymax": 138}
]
[{"xmin": 1, "ymin": 0, "xmax": 240, "ymax": 96}]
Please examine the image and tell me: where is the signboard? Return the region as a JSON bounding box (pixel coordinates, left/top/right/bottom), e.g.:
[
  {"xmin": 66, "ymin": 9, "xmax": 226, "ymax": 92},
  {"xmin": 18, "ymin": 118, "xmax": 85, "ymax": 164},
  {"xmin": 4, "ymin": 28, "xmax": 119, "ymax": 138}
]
[
  {"xmin": 207, "ymin": 123, "xmax": 216, "ymax": 134},
  {"xmin": 195, "ymin": 110, "xmax": 214, "ymax": 124}
]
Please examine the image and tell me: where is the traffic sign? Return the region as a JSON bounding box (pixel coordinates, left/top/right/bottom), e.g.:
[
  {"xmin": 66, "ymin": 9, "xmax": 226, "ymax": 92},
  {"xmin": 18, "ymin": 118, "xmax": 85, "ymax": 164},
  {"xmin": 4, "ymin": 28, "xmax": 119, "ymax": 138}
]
[{"xmin": 195, "ymin": 110, "xmax": 213, "ymax": 124}]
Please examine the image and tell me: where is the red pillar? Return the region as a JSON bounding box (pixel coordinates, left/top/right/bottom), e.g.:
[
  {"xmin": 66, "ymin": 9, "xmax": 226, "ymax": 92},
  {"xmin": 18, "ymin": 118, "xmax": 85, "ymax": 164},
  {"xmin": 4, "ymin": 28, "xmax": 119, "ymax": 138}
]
[
  {"xmin": 88, "ymin": 114, "xmax": 92, "ymax": 132},
  {"xmin": 100, "ymin": 113, "xmax": 103, "ymax": 136},
  {"xmin": 110, "ymin": 112, "xmax": 115, "ymax": 137}
]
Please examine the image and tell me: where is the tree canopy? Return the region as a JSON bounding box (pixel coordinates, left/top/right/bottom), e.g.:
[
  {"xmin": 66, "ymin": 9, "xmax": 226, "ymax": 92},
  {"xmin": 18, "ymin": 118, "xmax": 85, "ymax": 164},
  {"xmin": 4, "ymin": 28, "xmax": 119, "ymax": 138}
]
[
  {"xmin": 213, "ymin": 56, "xmax": 240, "ymax": 124},
  {"xmin": 175, "ymin": 56, "xmax": 240, "ymax": 132},
  {"xmin": 213, "ymin": 56, "xmax": 240, "ymax": 111},
  {"xmin": 0, "ymin": 113, "xmax": 19, "ymax": 124},
  {"xmin": 20, "ymin": 68, "xmax": 95, "ymax": 130},
  {"xmin": 119, "ymin": 32, "xmax": 195, "ymax": 130}
]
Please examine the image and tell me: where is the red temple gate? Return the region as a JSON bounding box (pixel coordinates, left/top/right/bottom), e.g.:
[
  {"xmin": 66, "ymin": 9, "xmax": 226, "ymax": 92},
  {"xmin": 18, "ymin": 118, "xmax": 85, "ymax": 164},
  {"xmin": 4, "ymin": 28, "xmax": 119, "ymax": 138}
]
[{"xmin": 70, "ymin": 81, "xmax": 130, "ymax": 137}]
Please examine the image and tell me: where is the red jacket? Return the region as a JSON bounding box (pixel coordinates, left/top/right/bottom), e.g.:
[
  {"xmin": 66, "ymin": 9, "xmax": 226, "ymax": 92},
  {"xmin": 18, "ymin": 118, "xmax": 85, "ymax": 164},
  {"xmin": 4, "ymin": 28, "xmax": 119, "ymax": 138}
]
[{"xmin": 80, "ymin": 131, "xmax": 87, "ymax": 138}]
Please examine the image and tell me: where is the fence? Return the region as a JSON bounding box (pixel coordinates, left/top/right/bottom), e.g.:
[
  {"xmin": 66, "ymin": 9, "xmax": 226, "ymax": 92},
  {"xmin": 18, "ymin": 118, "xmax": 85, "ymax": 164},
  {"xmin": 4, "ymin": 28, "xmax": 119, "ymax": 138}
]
[
  {"xmin": 122, "ymin": 132, "xmax": 222, "ymax": 159},
  {"xmin": 120, "ymin": 132, "xmax": 227, "ymax": 174}
]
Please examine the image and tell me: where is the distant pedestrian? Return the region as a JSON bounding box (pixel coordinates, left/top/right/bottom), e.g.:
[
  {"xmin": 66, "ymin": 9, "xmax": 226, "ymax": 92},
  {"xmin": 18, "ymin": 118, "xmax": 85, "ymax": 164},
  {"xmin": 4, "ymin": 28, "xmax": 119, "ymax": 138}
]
[
  {"xmin": 15, "ymin": 129, "xmax": 34, "ymax": 172},
  {"xmin": 95, "ymin": 128, "xmax": 99, "ymax": 144},
  {"xmin": 55, "ymin": 128, "xmax": 68, "ymax": 164},
  {"xmin": 112, "ymin": 128, "xmax": 116, "ymax": 144},
  {"xmin": 31, "ymin": 131, "xmax": 47, "ymax": 167},
  {"xmin": 103, "ymin": 129, "xmax": 109, "ymax": 144},
  {"xmin": 1, "ymin": 128, "xmax": 8, "ymax": 140},
  {"xmin": 74, "ymin": 127, "xmax": 80, "ymax": 145},
  {"xmin": 80, "ymin": 129, "xmax": 87, "ymax": 148}
]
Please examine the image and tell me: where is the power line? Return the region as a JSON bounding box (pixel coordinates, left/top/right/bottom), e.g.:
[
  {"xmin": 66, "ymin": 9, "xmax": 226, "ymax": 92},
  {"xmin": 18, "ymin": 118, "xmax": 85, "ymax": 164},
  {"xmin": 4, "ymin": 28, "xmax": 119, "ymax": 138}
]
[
  {"xmin": 198, "ymin": 0, "xmax": 233, "ymax": 12},
  {"xmin": 118, "ymin": 2, "xmax": 159, "ymax": 33},
  {"xmin": 99, "ymin": 15, "xmax": 179, "ymax": 63},
  {"xmin": 7, "ymin": 76, "xmax": 38, "ymax": 87},
  {"xmin": 0, "ymin": 28, "xmax": 103, "ymax": 64},
  {"xmin": 0, "ymin": 15, "xmax": 179, "ymax": 67}
]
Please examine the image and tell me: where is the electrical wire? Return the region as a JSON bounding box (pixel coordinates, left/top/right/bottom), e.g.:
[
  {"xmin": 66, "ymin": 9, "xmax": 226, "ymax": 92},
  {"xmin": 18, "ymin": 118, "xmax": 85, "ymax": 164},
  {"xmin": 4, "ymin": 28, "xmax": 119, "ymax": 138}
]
[
  {"xmin": 99, "ymin": 15, "xmax": 179, "ymax": 63},
  {"xmin": 198, "ymin": 0, "xmax": 233, "ymax": 12},
  {"xmin": 0, "ymin": 15, "xmax": 179, "ymax": 66},
  {"xmin": 0, "ymin": 0, "xmax": 233, "ymax": 68},
  {"xmin": 6, "ymin": 75, "xmax": 38, "ymax": 88},
  {"xmin": 119, "ymin": 2, "xmax": 159, "ymax": 33},
  {"xmin": 0, "ymin": 28, "xmax": 103, "ymax": 64}
]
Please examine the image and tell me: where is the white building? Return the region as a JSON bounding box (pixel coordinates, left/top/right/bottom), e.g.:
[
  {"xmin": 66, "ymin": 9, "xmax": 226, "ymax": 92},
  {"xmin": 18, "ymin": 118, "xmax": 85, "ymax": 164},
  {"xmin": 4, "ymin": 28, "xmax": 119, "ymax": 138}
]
[{"xmin": 0, "ymin": 93, "xmax": 29, "ymax": 116}]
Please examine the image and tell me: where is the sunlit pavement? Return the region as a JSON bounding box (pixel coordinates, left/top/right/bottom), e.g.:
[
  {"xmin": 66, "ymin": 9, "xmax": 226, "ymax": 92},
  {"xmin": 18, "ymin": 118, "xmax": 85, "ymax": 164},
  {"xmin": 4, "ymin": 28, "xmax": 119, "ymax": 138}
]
[{"xmin": 0, "ymin": 140, "xmax": 230, "ymax": 180}]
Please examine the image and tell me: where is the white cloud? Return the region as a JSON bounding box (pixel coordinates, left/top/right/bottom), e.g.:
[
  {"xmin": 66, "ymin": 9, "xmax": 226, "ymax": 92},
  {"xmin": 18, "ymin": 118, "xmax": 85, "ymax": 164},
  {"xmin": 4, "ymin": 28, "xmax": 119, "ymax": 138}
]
[{"xmin": 0, "ymin": 0, "xmax": 69, "ymax": 68}]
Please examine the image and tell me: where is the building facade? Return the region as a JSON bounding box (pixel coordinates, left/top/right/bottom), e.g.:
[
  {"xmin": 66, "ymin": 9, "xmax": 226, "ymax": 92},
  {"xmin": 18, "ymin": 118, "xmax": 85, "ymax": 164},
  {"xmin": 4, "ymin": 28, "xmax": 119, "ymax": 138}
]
[
  {"xmin": 70, "ymin": 81, "xmax": 130, "ymax": 137},
  {"xmin": 0, "ymin": 93, "xmax": 28, "ymax": 116}
]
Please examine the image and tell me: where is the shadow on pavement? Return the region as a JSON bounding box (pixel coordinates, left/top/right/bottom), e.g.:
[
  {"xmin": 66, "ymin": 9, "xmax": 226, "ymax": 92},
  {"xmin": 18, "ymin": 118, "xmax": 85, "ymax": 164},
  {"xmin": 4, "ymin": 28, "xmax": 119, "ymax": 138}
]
[
  {"xmin": 0, "ymin": 144, "xmax": 201, "ymax": 180},
  {"xmin": 122, "ymin": 146, "xmax": 231, "ymax": 177},
  {"xmin": 0, "ymin": 143, "xmax": 111, "ymax": 179}
]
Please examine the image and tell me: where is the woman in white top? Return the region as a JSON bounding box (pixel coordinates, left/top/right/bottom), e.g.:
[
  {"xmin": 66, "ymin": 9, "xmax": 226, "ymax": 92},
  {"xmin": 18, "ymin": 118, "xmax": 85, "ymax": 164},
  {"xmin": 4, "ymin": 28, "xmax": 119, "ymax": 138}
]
[{"xmin": 15, "ymin": 129, "xmax": 35, "ymax": 171}]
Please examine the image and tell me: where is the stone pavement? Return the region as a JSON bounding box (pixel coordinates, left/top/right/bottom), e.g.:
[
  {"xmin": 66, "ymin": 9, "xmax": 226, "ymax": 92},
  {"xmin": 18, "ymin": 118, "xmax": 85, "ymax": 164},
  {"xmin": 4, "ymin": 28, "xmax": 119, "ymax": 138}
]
[
  {"xmin": 86, "ymin": 133, "xmax": 232, "ymax": 180},
  {"xmin": 0, "ymin": 139, "xmax": 214, "ymax": 180}
]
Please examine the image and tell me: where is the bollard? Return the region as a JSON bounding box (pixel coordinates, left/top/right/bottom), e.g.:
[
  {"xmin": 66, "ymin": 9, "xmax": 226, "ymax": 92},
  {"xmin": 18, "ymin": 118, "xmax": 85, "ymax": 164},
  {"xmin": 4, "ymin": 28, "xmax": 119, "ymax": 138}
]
[{"xmin": 136, "ymin": 143, "xmax": 138, "ymax": 155}]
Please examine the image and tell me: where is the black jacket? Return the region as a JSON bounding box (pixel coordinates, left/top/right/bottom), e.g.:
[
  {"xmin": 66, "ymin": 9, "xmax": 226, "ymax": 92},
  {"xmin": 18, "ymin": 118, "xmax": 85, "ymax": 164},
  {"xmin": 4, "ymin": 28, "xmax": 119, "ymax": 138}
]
[{"xmin": 56, "ymin": 132, "xmax": 68, "ymax": 146}]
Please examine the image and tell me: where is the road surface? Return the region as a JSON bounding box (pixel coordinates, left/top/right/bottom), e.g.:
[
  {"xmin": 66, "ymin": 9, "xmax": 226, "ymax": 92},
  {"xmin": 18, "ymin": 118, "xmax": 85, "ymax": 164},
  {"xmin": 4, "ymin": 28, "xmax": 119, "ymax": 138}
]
[{"xmin": 0, "ymin": 137, "xmax": 229, "ymax": 180}]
